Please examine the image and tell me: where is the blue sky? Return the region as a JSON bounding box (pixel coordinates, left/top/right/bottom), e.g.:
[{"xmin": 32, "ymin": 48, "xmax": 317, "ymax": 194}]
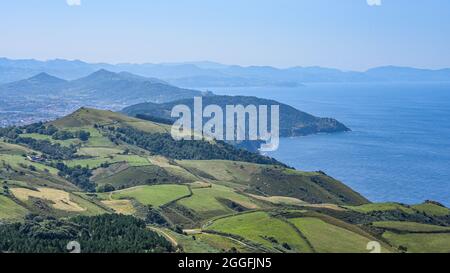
[{"xmin": 1, "ymin": 0, "xmax": 449, "ymax": 70}]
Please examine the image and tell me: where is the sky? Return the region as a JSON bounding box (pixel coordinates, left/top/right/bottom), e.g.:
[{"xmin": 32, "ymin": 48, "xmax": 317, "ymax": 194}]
[{"xmin": 0, "ymin": 0, "xmax": 449, "ymax": 71}]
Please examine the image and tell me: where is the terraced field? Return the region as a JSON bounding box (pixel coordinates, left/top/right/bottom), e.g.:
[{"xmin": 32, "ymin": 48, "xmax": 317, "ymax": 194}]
[
  {"xmin": 11, "ymin": 187, "xmax": 85, "ymax": 212},
  {"xmin": 289, "ymin": 217, "xmax": 375, "ymax": 253},
  {"xmin": 178, "ymin": 184, "xmax": 259, "ymax": 218},
  {"xmin": 65, "ymin": 154, "xmax": 149, "ymax": 168},
  {"xmin": 112, "ymin": 185, "xmax": 191, "ymax": 207},
  {"xmin": 206, "ymin": 211, "xmax": 313, "ymax": 253}
]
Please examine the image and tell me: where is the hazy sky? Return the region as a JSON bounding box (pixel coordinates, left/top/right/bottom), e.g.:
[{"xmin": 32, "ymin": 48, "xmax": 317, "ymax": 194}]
[{"xmin": 1, "ymin": 0, "xmax": 449, "ymax": 70}]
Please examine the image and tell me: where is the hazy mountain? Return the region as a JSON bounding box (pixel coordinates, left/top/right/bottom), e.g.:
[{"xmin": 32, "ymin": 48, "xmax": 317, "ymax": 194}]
[
  {"xmin": 2, "ymin": 57, "xmax": 450, "ymax": 87},
  {"xmin": 0, "ymin": 72, "xmax": 67, "ymax": 96},
  {"xmin": 66, "ymin": 69, "xmax": 202, "ymax": 104},
  {"xmin": 0, "ymin": 69, "xmax": 203, "ymax": 105}
]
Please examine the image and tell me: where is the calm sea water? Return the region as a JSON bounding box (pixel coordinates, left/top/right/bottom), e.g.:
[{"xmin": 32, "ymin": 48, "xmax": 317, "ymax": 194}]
[{"xmin": 209, "ymin": 83, "xmax": 450, "ymax": 206}]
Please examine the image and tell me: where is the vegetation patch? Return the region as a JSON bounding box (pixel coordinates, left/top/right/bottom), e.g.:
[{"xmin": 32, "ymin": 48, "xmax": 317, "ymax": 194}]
[
  {"xmin": 101, "ymin": 200, "xmax": 136, "ymax": 215},
  {"xmin": 11, "ymin": 187, "xmax": 86, "ymax": 212},
  {"xmin": 0, "ymin": 214, "xmax": 174, "ymax": 253}
]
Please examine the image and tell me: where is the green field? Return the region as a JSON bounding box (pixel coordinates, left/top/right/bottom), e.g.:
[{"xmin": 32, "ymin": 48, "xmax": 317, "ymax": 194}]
[
  {"xmin": 383, "ymin": 232, "xmax": 450, "ymax": 253},
  {"xmin": 20, "ymin": 133, "xmax": 80, "ymax": 147},
  {"xmin": 0, "ymin": 154, "xmax": 59, "ymax": 175},
  {"xmin": 195, "ymin": 233, "xmax": 254, "ymax": 253},
  {"xmin": 373, "ymin": 221, "xmax": 450, "ymax": 233},
  {"xmin": 411, "ymin": 203, "xmax": 450, "ymax": 216},
  {"xmin": 206, "ymin": 211, "xmax": 312, "ymax": 253},
  {"xmin": 289, "ymin": 217, "xmax": 375, "ymax": 253},
  {"xmin": 178, "ymin": 184, "xmax": 258, "ymax": 218},
  {"xmin": 77, "ymin": 147, "xmax": 124, "ymax": 157},
  {"xmin": 346, "ymin": 203, "xmax": 415, "ymax": 214},
  {"xmin": 0, "ymin": 142, "xmax": 35, "ymax": 155},
  {"xmin": 112, "ymin": 185, "xmax": 190, "ymax": 207},
  {"xmin": 65, "ymin": 154, "xmax": 149, "ymax": 168},
  {"xmin": 177, "ymin": 160, "xmax": 260, "ymax": 182},
  {"xmin": 0, "ymin": 195, "xmax": 29, "ymax": 222},
  {"xmin": 157, "ymin": 228, "xmax": 219, "ymax": 253},
  {"xmin": 51, "ymin": 108, "xmax": 170, "ymax": 134}
]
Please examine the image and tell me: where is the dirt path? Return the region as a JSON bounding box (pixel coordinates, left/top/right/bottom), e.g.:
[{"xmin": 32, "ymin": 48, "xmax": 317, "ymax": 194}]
[{"xmin": 148, "ymin": 227, "xmax": 179, "ymax": 247}]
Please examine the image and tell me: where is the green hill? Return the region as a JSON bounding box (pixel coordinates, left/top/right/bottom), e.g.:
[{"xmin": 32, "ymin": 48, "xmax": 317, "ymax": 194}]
[{"xmin": 122, "ymin": 95, "xmax": 350, "ymax": 137}]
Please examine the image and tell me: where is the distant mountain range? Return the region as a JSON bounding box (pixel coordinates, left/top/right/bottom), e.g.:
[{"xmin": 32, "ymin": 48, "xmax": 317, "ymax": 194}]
[
  {"xmin": 1, "ymin": 57, "xmax": 450, "ymax": 87},
  {"xmin": 0, "ymin": 69, "xmax": 203, "ymax": 106}
]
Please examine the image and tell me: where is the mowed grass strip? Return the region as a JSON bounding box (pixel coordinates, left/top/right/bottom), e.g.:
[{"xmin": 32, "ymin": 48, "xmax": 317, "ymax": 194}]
[
  {"xmin": 206, "ymin": 211, "xmax": 312, "ymax": 253},
  {"xmin": 289, "ymin": 217, "xmax": 375, "ymax": 253},
  {"xmin": 112, "ymin": 185, "xmax": 190, "ymax": 207},
  {"xmin": 346, "ymin": 202, "xmax": 415, "ymax": 214},
  {"xmin": 178, "ymin": 184, "xmax": 258, "ymax": 218},
  {"xmin": 0, "ymin": 195, "xmax": 29, "ymax": 221},
  {"xmin": 373, "ymin": 221, "xmax": 450, "ymax": 233},
  {"xmin": 77, "ymin": 147, "xmax": 124, "ymax": 157},
  {"xmin": 383, "ymin": 232, "xmax": 450, "ymax": 253},
  {"xmin": 411, "ymin": 203, "xmax": 450, "ymax": 217},
  {"xmin": 65, "ymin": 155, "xmax": 149, "ymax": 168}
]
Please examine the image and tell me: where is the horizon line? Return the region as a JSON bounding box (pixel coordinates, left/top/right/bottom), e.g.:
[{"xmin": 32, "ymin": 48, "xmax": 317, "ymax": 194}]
[{"xmin": 1, "ymin": 56, "xmax": 450, "ymax": 73}]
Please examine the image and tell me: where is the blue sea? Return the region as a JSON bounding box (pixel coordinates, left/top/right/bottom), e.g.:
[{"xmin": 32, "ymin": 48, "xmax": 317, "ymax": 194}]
[{"xmin": 210, "ymin": 82, "xmax": 450, "ymax": 206}]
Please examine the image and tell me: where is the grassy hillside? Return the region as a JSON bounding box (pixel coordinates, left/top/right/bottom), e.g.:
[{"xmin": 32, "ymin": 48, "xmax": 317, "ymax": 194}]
[
  {"xmin": 112, "ymin": 185, "xmax": 191, "ymax": 207},
  {"xmin": 206, "ymin": 212, "xmax": 313, "ymax": 253},
  {"xmin": 1, "ymin": 107, "xmax": 449, "ymax": 253}
]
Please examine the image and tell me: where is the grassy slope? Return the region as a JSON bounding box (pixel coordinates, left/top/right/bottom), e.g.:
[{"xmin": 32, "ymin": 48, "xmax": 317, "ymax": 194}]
[
  {"xmin": 206, "ymin": 211, "xmax": 313, "ymax": 253},
  {"xmin": 0, "ymin": 195, "xmax": 29, "ymax": 222},
  {"xmin": 112, "ymin": 185, "xmax": 191, "ymax": 207},
  {"xmin": 411, "ymin": 203, "xmax": 450, "ymax": 216},
  {"xmin": 373, "ymin": 221, "xmax": 450, "ymax": 233},
  {"xmin": 289, "ymin": 217, "xmax": 375, "ymax": 253},
  {"xmin": 383, "ymin": 232, "xmax": 450, "ymax": 253},
  {"xmin": 50, "ymin": 107, "xmax": 170, "ymax": 134},
  {"xmin": 178, "ymin": 160, "xmax": 368, "ymax": 206},
  {"xmin": 346, "ymin": 203, "xmax": 416, "ymax": 214},
  {"xmin": 178, "ymin": 184, "xmax": 258, "ymax": 219}
]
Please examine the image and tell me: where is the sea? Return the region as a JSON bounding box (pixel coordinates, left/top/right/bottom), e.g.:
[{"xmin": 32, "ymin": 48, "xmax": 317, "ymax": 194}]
[{"xmin": 208, "ymin": 82, "xmax": 450, "ymax": 206}]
